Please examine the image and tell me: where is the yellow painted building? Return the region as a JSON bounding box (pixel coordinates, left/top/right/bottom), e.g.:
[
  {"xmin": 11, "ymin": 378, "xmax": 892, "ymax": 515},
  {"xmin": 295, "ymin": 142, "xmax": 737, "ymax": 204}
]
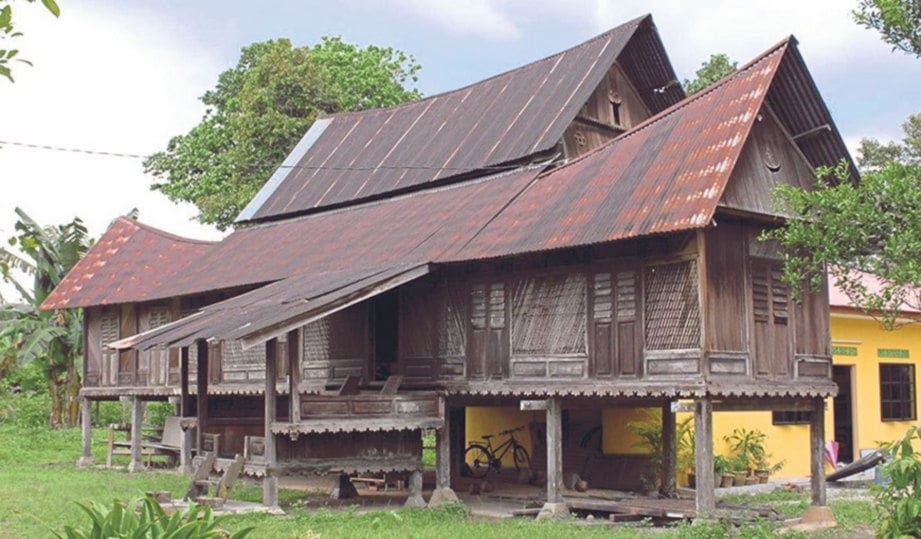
[{"xmin": 466, "ymin": 289, "xmax": 920, "ymax": 482}]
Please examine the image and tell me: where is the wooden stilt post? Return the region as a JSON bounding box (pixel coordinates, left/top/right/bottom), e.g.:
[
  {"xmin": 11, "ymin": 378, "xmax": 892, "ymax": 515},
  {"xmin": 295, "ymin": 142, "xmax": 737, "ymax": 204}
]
[
  {"xmin": 661, "ymin": 400, "xmax": 677, "ymax": 497},
  {"xmin": 263, "ymin": 338, "xmax": 279, "ymax": 508},
  {"xmin": 77, "ymin": 397, "xmax": 93, "ymax": 467},
  {"xmin": 127, "ymin": 396, "xmax": 144, "ymax": 472},
  {"xmin": 287, "ymin": 329, "xmax": 301, "ymax": 424},
  {"xmin": 537, "ymin": 397, "xmax": 567, "ymax": 519},
  {"xmin": 195, "ymin": 340, "xmax": 209, "ymax": 457},
  {"xmin": 810, "ymin": 397, "xmax": 827, "ymax": 506},
  {"xmin": 179, "ymin": 346, "xmax": 193, "ymax": 474},
  {"xmin": 694, "ymin": 398, "xmax": 715, "ymax": 517},
  {"xmin": 429, "ymin": 396, "xmax": 459, "ymax": 507}
]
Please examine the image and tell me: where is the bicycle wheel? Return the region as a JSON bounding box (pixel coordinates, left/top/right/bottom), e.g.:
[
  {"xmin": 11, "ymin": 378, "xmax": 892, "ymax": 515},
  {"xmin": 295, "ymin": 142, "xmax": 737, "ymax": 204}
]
[
  {"xmin": 512, "ymin": 445, "xmax": 531, "ymax": 471},
  {"xmin": 464, "ymin": 443, "xmax": 492, "ymax": 478}
]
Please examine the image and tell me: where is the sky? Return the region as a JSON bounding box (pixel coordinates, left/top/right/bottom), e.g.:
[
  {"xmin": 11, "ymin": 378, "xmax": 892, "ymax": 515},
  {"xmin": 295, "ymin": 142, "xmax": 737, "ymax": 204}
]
[{"xmin": 1, "ymin": 0, "xmax": 920, "ymax": 299}]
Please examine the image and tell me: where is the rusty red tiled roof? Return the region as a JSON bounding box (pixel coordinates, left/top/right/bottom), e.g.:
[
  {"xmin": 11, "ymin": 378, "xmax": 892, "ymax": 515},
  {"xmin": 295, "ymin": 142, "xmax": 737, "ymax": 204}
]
[
  {"xmin": 45, "ymin": 37, "xmax": 852, "ymax": 311},
  {"xmin": 41, "ymin": 217, "xmax": 218, "ymax": 310},
  {"xmin": 239, "ymin": 14, "xmax": 683, "ymax": 223}
]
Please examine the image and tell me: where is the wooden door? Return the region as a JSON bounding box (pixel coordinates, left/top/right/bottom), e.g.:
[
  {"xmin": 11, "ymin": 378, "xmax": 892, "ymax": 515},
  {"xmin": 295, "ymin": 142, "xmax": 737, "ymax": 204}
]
[
  {"xmin": 590, "ymin": 270, "xmax": 640, "ymax": 377},
  {"xmin": 751, "ymin": 259, "xmax": 791, "ymax": 378},
  {"xmin": 468, "ymin": 283, "xmax": 508, "ymax": 379}
]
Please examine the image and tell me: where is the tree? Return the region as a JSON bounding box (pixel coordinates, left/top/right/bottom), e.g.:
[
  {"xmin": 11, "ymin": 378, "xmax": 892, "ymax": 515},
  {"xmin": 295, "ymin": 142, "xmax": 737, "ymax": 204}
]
[
  {"xmin": 683, "ymin": 53, "xmax": 737, "ymax": 95},
  {"xmin": 145, "ymin": 37, "xmax": 422, "ymax": 230},
  {"xmin": 0, "ymin": 208, "xmax": 90, "ymax": 427},
  {"xmin": 854, "ymin": 0, "xmax": 921, "ymax": 57},
  {"xmin": 0, "ymin": 0, "xmax": 60, "ymax": 82},
  {"xmin": 766, "ymin": 158, "xmax": 920, "ymax": 329},
  {"xmin": 857, "ymin": 113, "xmax": 921, "ymax": 171}
]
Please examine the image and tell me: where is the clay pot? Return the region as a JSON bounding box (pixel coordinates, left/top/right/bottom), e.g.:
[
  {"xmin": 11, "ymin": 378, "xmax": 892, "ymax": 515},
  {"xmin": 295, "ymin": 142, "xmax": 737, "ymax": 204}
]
[
  {"xmin": 720, "ymin": 474, "xmax": 735, "ymax": 488},
  {"xmin": 744, "ymin": 477, "xmax": 758, "ymax": 486},
  {"xmin": 732, "ymin": 473, "xmax": 747, "ymax": 486}
]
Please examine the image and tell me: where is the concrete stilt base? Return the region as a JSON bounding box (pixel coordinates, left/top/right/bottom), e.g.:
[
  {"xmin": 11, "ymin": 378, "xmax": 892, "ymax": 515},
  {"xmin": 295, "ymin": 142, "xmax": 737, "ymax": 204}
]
[
  {"xmin": 404, "ymin": 470, "xmax": 426, "ymax": 508},
  {"xmin": 427, "ymin": 487, "xmax": 460, "ymax": 507},
  {"xmin": 76, "ymin": 456, "xmax": 94, "ymax": 468},
  {"xmin": 536, "ymin": 502, "xmax": 570, "ymax": 520},
  {"xmin": 330, "ymin": 474, "xmax": 359, "ymax": 500},
  {"xmin": 127, "ymin": 460, "xmax": 145, "ymax": 473},
  {"xmin": 783, "ymin": 505, "xmax": 837, "ymax": 533}
]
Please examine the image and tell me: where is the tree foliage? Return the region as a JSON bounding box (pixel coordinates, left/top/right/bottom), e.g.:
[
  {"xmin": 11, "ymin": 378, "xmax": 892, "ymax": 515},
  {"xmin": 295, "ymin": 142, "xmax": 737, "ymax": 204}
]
[
  {"xmin": 0, "ymin": 0, "xmax": 60, "ymax": 82},
  {"xmin": 854, "ymin": 0, "xmax": 921, "ymax": 57},
  {"xmin": 145, "ymin": 37, "xmax": 422, "ymax": 230},
  {"xmin": 765, "ymin": 159, "xmax": 920, "ymax": 328},
  {"xmin": 857, "ymin": 112, "xmax": 921, "ymax": 171},
  {"xmin": 683, "ymin": 53, "xmax": 737, "ymax": 95},
  {"xmin": 873, "ymin": 426, "xmax": 921, "ymax": 538},
  {"xmin": 0, "ymin": 208, "xmax": 90, "ymax": 427}
]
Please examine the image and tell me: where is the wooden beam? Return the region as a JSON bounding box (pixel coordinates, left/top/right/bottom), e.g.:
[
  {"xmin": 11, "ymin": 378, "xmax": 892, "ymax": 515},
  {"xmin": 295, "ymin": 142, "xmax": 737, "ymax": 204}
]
[
  {"xmin": 128, "ymin": 396, "xmax": 144, "ymax": 472},
  {"xmin": 436, "ymin": 397, "xmax": 450, "ymax": 490},
  {"xmin": 263, "ymin": 338, "xmax": 279, "ymax": 508},
  {"xmin": 661, "ymin": 401, "xmax": 677, "ymax": 497},
  {"xmin": 694, "ymin": 398, "xmax": 715, "ymax": 517},
  {"xmin": 810, "ymin": 397, "xmax": 827, "ymax": 506},
  {"xmin": 287, "ymin": 329, "xmax": 301, "ymax": 423},
  {"xmin": 195, "ymin": 340, "xmax": 209, "ymax": 455},
  {"xmin": 77, "ymin": 397, "xmax": 93, "ymax": 467},
  {"xmin": 520, "ymin": 399, "xmax": 548, "ymax": 411},
  {"xmin": 546, "ymin": 397, "xmax": 563, "ymax": 504},
  {"xmin": 179, "ymin": 347, "xmax": 189, "ymax": 417}
]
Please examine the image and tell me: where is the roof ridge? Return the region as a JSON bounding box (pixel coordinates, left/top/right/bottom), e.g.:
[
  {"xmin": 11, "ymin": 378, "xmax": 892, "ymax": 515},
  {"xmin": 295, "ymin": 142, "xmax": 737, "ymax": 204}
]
[
  {"xmin": 314, "ymin": 15, "xmax": 650, "ymax": 121},
  {"xmin": 114, "ymin": 216, "xmax": 221, "ymax": 246},
  {"xmin": 540, "ymin": 36, "xmax": 793, "ymax": 177}
]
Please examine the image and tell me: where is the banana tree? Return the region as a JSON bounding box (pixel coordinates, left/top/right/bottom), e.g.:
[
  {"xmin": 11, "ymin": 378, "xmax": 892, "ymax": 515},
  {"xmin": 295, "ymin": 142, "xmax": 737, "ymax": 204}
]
[{"xmin": 0, "ymin": 208, "xmax": 90, "ymax": 427}]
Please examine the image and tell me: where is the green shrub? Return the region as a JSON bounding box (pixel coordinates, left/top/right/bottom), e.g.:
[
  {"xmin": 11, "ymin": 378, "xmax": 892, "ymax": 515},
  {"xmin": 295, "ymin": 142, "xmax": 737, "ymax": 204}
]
[
  {"xmin": 0, "ymin": 391, "xmax": 52, "ymax": 429},
  {"xmin": 54, "ymin": 496, "xmax": 254, "ymax": 539},
  {"xmin": 93, "ymin": 400, "xmax": 127, "ymax": 427},
  {"xmin": 3, "ymin": 360, "xmax": 47, "ymax": 393},
  {"xmin": 873, "ymin": 426, "xmax": 921, "ymax": 539},
  {"xmin": 146, "ymin": 401, "xmax": 175, "ymax": 428}
]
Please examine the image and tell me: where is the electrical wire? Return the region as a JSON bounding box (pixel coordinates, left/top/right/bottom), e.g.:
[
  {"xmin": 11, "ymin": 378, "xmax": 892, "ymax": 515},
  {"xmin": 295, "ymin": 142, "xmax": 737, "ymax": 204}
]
[{"xmin": 0, "ymin": 138, "xmax": 528, "ymax": 173}]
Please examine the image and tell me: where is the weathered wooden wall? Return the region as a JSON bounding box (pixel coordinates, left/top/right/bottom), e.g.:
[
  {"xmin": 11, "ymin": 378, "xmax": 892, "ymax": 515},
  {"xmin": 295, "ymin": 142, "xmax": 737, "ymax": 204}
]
[{"xmin": 562, "ymin": 62, "xmax": 652, "ymax": 158}]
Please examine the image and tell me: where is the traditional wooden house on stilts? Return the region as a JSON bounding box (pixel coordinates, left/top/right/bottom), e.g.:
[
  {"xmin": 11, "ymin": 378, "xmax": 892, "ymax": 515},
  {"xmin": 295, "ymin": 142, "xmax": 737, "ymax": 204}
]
[{"xmin": 44, "ymin": 15, "xmax": 852, "ymax": 518}]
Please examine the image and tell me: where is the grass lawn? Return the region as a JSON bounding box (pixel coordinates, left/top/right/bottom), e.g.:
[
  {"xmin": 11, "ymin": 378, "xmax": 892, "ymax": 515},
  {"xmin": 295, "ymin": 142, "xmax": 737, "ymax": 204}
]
[{"xmin": 0, "ymin": 421, "xmax": 877, "ymax": 538}]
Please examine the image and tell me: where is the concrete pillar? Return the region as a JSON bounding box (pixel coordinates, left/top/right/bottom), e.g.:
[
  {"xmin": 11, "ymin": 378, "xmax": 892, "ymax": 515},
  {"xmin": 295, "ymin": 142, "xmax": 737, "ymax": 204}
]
[
  {"xmin": 127, "ymin": 396, "xmax": 144, "ymax": 472},
  {"xmin": 537, "ymin": 397, "xmax": 567, "ymax": 519},
  {"xmin": 76, "ymin": 397, "xmax": 93, "ymax": 467},
  {"xmin": 661, "ymin": 400, "xmax": 677, "ymax": 497},
  {"xmin": 263, "ymin": 338, "xmax": 279, "ymax": 508},
  {"xmin": 405, "ymin": 469, "xmax": 426, "ymax": 507},
  {"xmin": 429, "ymin": 398, "xmax": 459, "ymax": 507},
  {"xmin": 694, "ymin": 398, "xmax": 715, "ymax": 517}
]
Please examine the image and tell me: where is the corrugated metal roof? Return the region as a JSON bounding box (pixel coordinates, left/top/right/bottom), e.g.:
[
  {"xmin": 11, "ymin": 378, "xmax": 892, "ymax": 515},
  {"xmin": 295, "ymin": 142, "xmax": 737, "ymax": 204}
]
[
  {"xmin": 41, "ymin": 217, "xmax": 217, "ymax": 310},
  {"xmin": 45, "ymin": 37, "xmax": 853, "ymax": 316},
  {"xmin": 114, "ymin": 264, "xmax": 430, "ymax": 349},
  {"xmin": 242, "ymin": 15, "xmax": 682, "ymax": 223}
]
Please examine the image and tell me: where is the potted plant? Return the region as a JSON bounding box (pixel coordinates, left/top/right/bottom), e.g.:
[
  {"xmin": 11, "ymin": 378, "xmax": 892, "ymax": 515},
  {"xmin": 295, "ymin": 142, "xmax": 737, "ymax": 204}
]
[
  {"xmin": 724, "ymin": 427, "xmax": 768, "ymax": 477},
  {"xmin": 729, "ymin": 455, "xmax": 749, "ymax": 486},
  {"xmin": 714, "ymin": 455, "xmax": 734, "ymax": 488},
  {"xmin": 754, "ymin": 456, "xmax": 785, "ymax": 483},
  {"xmin": 676, "ymin": 417, "xmax": 695, "ymax": 488}
]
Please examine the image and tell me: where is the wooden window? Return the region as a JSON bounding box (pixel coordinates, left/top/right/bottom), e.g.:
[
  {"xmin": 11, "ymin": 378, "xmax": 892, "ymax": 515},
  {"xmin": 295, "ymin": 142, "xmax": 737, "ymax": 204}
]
[
  {"xmin": 510, "ymin": 274, "xmax": 586, "ymax": 355},
  {"xmin": 750, "ymin": 259, "xmax": 792, "ymax": 376},
  {"xmin": 100, "ymin": 312, "xmax": 119, "ymax": 385},
  {"xmin": 880, "ymin": 363, "xmax": 916, "ymax": 421},
  {"xmin": 644, "ymin": 261, "xmax": 700, "ymax": 350},
  {"xmin": 471, "ymin": 283, "xmax": 505, "ymax": 329},
  {"xmin": 772, "ymin": 411, "xmax": 811, "ymax": 425},
  {"xmin": 591, "ymin": 270, "xmax": 640, "ymax": 376}
]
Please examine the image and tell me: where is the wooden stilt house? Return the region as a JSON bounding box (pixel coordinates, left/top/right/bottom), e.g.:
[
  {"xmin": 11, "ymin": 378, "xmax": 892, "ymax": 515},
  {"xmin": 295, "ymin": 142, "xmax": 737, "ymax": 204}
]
[{"xmin": 44, "ymin": 15, "xmax": 852, "ymax": 515}]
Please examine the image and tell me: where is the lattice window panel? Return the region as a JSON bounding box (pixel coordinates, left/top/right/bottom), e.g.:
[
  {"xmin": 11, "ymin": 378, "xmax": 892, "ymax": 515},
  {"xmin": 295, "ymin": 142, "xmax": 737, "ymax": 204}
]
[
  {"xmin": 644, "ymin": 261, "xmax": 701, "ymax": 350},
  {"xmin": 222, "ymin": 339, "xmax": 266, "ymax": 367},
  {"xmin": 302, "ymin": 307, "xmax": 366, "ymax": 362},
  {"xmin": 438, "ymin": 287, "xmax": 467, "ymax": 358},
  {"xmin": 511, "ymin": 274, "xmax": 587, "ymax": 355}
]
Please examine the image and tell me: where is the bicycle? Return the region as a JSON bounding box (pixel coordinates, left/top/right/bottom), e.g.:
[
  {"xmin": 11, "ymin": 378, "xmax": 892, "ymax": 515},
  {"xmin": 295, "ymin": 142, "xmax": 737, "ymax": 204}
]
[{"xmin": 464, "ymin": 425, "xmax": 531, "ymax": 478}]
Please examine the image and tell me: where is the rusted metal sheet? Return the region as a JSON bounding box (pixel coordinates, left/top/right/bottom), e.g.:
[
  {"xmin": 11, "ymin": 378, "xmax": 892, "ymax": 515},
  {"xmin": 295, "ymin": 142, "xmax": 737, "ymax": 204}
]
[
  {"xmin": 41, "ymin": 217, "xmax": 217, "ymax": 310},
  {"xmin": 47, "ymin": 38, "xmax": 851, "ymax": 322},
  {"xmin": 451, "ymin": 42, "xmax": 790, "ymax": 261},
  {"xmin": 244, "ymin": 15, "xmax": 681, "ymax": 222}
]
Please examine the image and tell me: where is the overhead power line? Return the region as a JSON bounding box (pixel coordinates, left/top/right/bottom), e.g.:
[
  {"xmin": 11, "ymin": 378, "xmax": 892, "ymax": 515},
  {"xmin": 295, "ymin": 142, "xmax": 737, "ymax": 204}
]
[{"xmin": 0, "ymin": 138, "xmax": 530, "ymax": 173}]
